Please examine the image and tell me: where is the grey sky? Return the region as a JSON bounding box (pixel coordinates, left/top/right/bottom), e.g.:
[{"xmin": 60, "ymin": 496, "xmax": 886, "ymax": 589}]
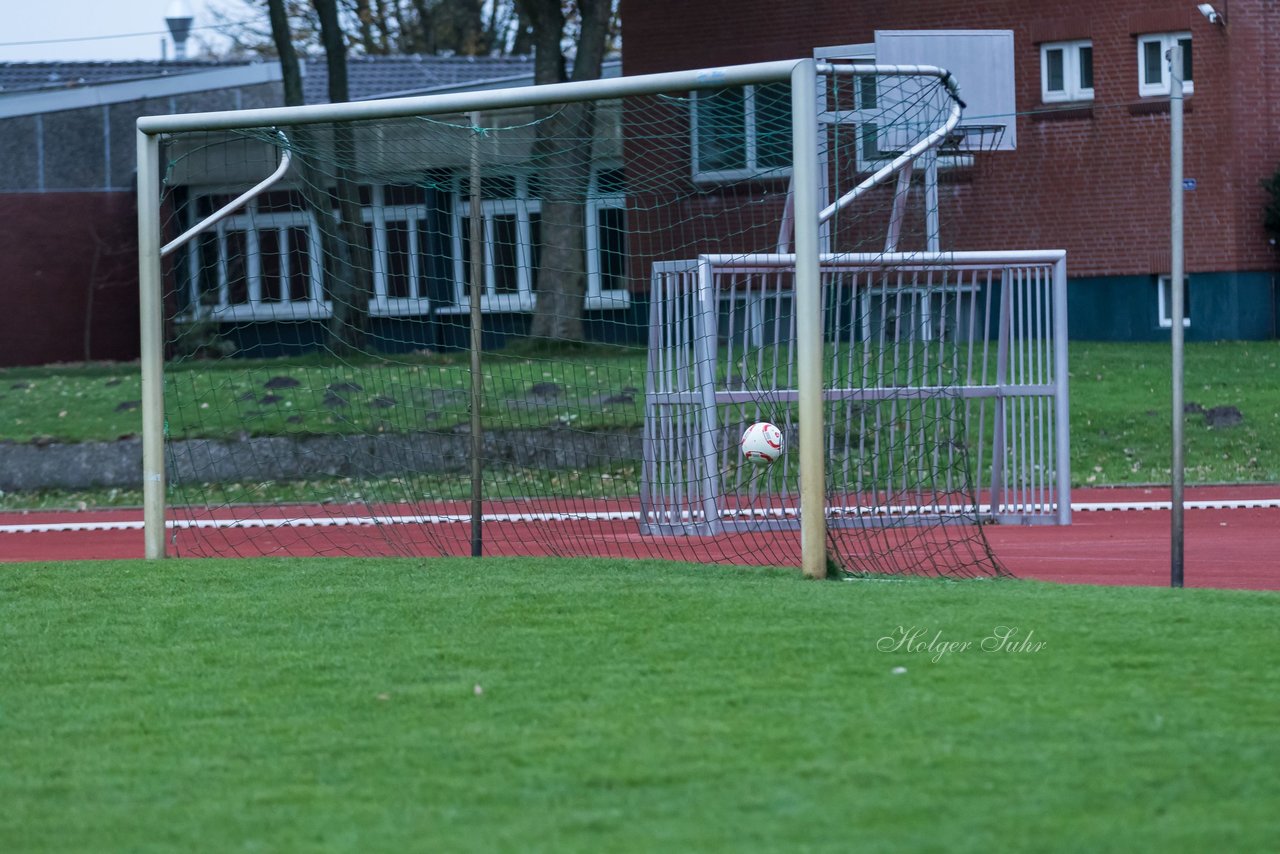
[{"xmin": 0, "ymin": 0, "xmax": 246, "ymax": 63}]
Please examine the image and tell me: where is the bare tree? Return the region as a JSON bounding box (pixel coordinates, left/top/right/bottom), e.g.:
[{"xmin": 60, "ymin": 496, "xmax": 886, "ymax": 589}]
[
  {"xmin": 265, "ymin": 0, "xmax": 373, "ymax": 354},
  {"xmin": 518, "ymin": 0, "xmax": 613, "ymax": 343},
  {"xmin": 312, "ymin": 0, "xmax": 375, "ymax": 353},
  {"xmin": 205, "ymin": 0, "xmax": 531, "ymax": 59}
]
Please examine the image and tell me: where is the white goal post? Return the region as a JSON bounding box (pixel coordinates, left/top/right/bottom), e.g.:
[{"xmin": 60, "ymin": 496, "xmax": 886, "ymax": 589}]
[
  {"xmin": 136, "ymin": 56, "xmax": 1068, "ymax": 578},
  {"xmin": 137, "ymin": 59, "xmax": 830, "ymax": 573}
]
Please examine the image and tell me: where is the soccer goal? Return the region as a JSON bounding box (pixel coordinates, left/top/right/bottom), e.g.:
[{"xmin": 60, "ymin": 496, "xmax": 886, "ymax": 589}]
[{"xmin": 137, "ymin": 51, "xmax": 1067, "ymax": 579}]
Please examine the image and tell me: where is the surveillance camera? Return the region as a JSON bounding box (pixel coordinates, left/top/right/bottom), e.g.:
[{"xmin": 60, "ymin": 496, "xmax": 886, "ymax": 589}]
[{"xmin": 1197, "ymin": 3, "xmax": 1222, "ymax": 25}]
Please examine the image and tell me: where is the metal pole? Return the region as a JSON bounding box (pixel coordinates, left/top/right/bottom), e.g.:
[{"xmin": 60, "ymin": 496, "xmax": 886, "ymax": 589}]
[
  {"xmin": 468, "ymin": 112, "xmax": 485, "ymax": 558},
  {"xmin": 1169, "ymin": 45, "xmax": 1185, "ymax": 588},
  {"xmin": 136, "ymin": 128, "xmax": 166, "ymax": 559},
  {"xmin": 1052, "ymin": 255, "xmax": 1072, "ymax": 525},
  {"xmin": 139, "ymin": 60, "xmax": 808, "ymax": 134},
  {"xmin": 791, "ymin": 59, "xmax": 827, "ymax": 578}
]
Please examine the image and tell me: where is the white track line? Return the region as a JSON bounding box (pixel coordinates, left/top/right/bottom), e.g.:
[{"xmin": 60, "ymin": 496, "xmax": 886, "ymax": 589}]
[{"xmin": 3, "ymin": 497, "xmax": 1280, "ymax": 536}]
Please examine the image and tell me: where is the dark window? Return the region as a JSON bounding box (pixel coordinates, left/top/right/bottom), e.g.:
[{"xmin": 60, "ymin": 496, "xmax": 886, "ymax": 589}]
[
  {"xmin": 1079, "ymin": 46, "xmax": 1094, "ymax": 90},
  {"xmin": 491, "ymin": 215, "xmax": 520, "ymax": 294},
  {"xmin": 225, "ymin": 230, "xmax": 249, "ymax": 305},
  {"xmin": 1143, "ymin": 41, "xmax": 1164, "ymax": 87},
  {"xmin": 286, "ymin": 227, "xmax": 310, "ymax": 302},
  {"xmin": 598, "ymin": 208, "xmax": 627, "ymax": 292},
  {"xmin": 1046, "ymin": 48, "xmax": 1065, "ymax": 92},
  {"xmin": 385, "ymin": 219, "xmax": 412, "ymax": 299},
  {"xmin": 260, "ymin": 228, "xmax": 282, "ymax": 301}
]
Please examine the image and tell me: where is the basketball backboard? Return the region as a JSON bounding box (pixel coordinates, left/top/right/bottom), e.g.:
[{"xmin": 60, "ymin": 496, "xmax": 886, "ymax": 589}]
[{"xmin": 874, "ymin": 30, "xmax": 1016, "ymax": 151}]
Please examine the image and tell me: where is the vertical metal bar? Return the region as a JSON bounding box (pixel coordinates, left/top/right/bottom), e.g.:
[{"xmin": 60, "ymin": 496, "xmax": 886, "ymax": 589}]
[
  {"xmin": 779, "ymin": 269, "xmax": 795, "ymax": 511},
  {"xmin": 1033, "ymin": 266, "xmax": 1046, "ymax": 514},
  {"xmin": 640, "ymin": 268, "xmax": 663, "ymax": 532},
  {"xmin": 138, "ymin": 128, "xmax": 166, "ymax": 560},
  {"xmin": 991, "ymin": 269, "xmax": 1012, "ymax": 516},
  {"xmin": 723, "ymin": 272, "xmax": 739, "ymax": 508},
  {"xmin": 923, "ymin": 149, "xmax": 941, "ymax": 253},
  {"xmin": 893, "ymin": 272, "xmax": 907, "ymax": 502},
  {"xmin": 468, "ymin": 112, "xmax": 484, "ymax": 557},
  {"xmin": 872, "ymin": 271, "xmax": 889, "ymax": 511},
  {"xmin": 883, "ymin": 159, "xmax": 913, "ymax": 253},
  {"xmin": 939, "ymin": 268, "xmax": 954, "ymax": 510},
  {"xmin": 1169, "ymin": 45, "xmax": 1186, "ymax": 587},
  {"xmin": 842, "ymin": 273, "xmax": 857, "ymax": 505},
  {"xmin": 1015, "ymin": 268, "xmax": 1029, "ymax": 516},
  {"xmin": 694, "ymin": 260, "xmax": 723, "ymax": 533},
  {"xmin": 1021, "ymin": 268, "xmax": 1033, "ymax": 513},
  {"xmin": 792, "ymin": 59, "xmax": 827, "ymax": 577},
  {"xmin": 1029, "ymin": 267, "xmax": 1041, "ymax": 513},
  {"xmin": 672, "ymin": 273, "xmax": 685, "ymax": 527},
  {"xmin": 1053, "ymin": 255, "xmax": 1072, "ymax": 525},
  {"xmin": 975, "ymin": 268, "xmax": 993, "ymax": 515}
]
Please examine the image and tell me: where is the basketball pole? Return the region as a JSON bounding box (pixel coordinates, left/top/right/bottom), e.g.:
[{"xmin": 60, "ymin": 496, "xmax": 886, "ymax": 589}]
[{"xmin": 1169, "ymin": 45, "xmax": 1185, "ymax": 589}]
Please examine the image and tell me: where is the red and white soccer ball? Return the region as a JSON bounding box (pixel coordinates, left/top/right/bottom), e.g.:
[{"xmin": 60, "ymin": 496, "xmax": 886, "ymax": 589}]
[{"xmin": 740, "ymin": 421, "xmax": 783, "ymax": 466}]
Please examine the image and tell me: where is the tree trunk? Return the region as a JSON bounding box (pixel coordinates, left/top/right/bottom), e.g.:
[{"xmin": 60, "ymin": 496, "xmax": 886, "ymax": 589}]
[
  {"xmin": 518, "ymin": 0, "xmax": 612, "ymax": 343},
  {"xmin": 314, "ymin": 0, "xmax": 374, "ymax": 355},
  {"xmin": 267, "ymin": 0, "xmax": 357, "ymax": 357}
]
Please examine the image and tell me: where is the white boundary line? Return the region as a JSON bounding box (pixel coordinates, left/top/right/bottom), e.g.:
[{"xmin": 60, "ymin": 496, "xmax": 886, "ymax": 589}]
[{"xmin": 3, "ymin": 498, "xmax": 1280, "ymax": 536}]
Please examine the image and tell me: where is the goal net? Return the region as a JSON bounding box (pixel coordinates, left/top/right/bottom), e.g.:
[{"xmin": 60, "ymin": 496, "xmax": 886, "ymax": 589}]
[{"xmin": 140, "ymin": 59, "xmax": 1067, "ymax": 576}]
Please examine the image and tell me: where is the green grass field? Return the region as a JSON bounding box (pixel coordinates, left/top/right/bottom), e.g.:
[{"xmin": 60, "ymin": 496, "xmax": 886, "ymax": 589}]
[
  {"xmin": 2, "ymin": 341, "xmax": 1279, "ymax": 503},
  {"xmin": 2, "ymin": 558, "xmax": 1276, "ymax": 852}
]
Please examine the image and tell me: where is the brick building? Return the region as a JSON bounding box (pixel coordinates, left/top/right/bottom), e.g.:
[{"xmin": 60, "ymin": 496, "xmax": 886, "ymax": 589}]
[{"xmin": 622, "ymin": 0, "xmax": 1280, "ymax": 340}]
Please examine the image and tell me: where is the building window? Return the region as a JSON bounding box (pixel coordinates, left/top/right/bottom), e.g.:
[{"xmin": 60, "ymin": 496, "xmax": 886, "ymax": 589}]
[
  {"xmin": 449, "ymin": 170, "xmax": 630, "ymax": 312},
  {"xmin": 366, "ymin": 185, "xmax": 437, "ymax": 316},
  {"xmin": 185, "ymin": 200, "xmax": 327, "ymax": 321},
  {"xmin": 1041, "ymin": 40, "xmax": 1094, "ymax": 102},
  {"xmin": 1157, "ymin": 275, "xmax": 1191, "ymax": 328},
  {"xmin": 184, "ymin": 173, "xmax": 631, "ymax": 323},
  {"xmin": 691, "ymin": 82, "xmax": 792, "ymax": 182},
  {"xmin": 185, "ymin": 186, "xmax": 460, "ymax": 322},
  {"xmin": 1138, "ymin": 33, "xmax": 1192, "ymax": 97}
]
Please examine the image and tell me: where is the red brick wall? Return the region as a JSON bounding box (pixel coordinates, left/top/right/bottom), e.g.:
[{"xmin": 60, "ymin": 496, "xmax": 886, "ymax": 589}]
[
  {"xmin": 622, "ymin": 0, "xmax": 1280, "ymax": 278},
  {"xmin": 0, "ymin": 193, "xmax": 140, "ymax": 366}
]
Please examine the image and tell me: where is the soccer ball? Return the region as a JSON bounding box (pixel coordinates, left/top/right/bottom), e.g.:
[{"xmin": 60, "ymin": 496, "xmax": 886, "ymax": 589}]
[{"xmin": 740, "ymin": 421, "xmax": 783, "ymax": 465}]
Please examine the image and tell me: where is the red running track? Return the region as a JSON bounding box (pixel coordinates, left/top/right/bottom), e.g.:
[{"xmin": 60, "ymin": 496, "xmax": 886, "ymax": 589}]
[{"xmin": 1, "ymin": 486, "xmax": 1277, "ymax": 591}]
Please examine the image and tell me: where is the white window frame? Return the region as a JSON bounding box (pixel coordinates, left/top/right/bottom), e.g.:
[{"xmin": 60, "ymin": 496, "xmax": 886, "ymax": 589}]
[
  {"xmin": 1138, "ymin": 32, "xmax": 1193, "ymax": 97},
  {"xmin": 1157, "ymin": 274, "xmax": 1191, "ymax": 328},
  {"xmin": 690, "ymin": 83, "xmax": 793, "ymax": 183},
  {"xmin": 449, "ymin": 176, "xmax": 540, "ymax": 313},
  {"xmin": 446, "ymin": 171, "xmax": 631, "ymax": 314},
  {"xmin": 365, "ymin": 186, "xmax": 433, "ymax": 318},
  {"xmin": 1040, "ymin": 40, "xmax": 1094, "ymax": 103},
  {"xmin": 184, "ymin": 199, "xmax": 328, "ymax": 322}
]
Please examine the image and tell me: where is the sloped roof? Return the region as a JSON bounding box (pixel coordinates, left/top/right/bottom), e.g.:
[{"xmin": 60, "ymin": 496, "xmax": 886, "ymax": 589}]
[
  {"xmin": 305, "ymin": 55, "xmax": 541, "ymax": 103},
  {"xmin": 0, "ymin": 55, "xmax": 543, "ymax": 103},
  {"xmin": 0, "ymin": 60, "xmax": 252, "ymax": 95}
]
